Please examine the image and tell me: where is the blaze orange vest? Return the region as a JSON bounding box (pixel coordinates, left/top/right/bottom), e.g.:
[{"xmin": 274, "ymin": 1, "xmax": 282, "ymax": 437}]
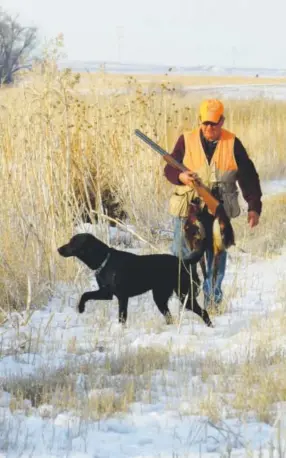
[
  {"xmin": 183, "ymin": 128, "xmax": 237, "ymax": 183},
  {"xmin": 169, "ymin": 128, "xmax": 240, "ymax": 219}
]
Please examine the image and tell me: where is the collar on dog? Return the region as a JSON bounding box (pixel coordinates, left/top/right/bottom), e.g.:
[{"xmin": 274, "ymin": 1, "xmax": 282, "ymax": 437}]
[{"xmin": 94, "ymin": 252, "xmax": 111, "ymax": 275}]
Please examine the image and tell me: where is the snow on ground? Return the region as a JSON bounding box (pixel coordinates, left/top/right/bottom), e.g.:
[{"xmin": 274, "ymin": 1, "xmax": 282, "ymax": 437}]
[
  {"xmin": 0, "ymin": 222, "xmax": 286, "ymax": 457},
  {"xmin": 59, "ymin": 61, "xmax": 286, "ymax": 78},
  {"xmin": 77, "ymin": 83, "xmax": 286, "ymax": 100},
  {"xmin": 181, "ymin": 83, "xmax": 286, "ymax": 100},
  {"xmin": 261, "ymin": 179, "xmax": 286, "ymax": 197}
]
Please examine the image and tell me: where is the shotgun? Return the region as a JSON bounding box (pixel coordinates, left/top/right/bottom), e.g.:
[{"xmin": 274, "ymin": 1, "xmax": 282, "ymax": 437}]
[{"xmin": 134, "ymin": 129, "xmax": 235, "ymax": 249}]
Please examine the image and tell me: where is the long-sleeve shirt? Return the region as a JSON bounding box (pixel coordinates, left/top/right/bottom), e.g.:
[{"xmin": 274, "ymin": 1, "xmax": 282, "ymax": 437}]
[{"xmin": 164, "ymin": 130, "xmax": 262, "ymax": 215}]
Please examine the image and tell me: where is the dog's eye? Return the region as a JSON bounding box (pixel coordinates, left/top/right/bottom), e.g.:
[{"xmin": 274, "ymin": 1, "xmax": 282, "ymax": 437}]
[{"xmin": 72, "ymin": 241, "xmax": 84, "ymax": 253}]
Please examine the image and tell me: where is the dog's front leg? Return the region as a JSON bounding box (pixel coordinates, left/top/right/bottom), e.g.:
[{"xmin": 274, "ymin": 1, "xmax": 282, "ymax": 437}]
[
  {"xmin": 78, "ymin": 287, "xmax": 113, "ymax": 313},
  {"xmin": 118, "ymin": 297, "xmax": 128, "ymax": 324}
]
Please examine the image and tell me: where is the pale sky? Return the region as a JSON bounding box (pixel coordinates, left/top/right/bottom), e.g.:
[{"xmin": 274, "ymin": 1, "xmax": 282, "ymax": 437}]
[{"xmin": 1, "ymin": 0, "xmax": 286, "ymax": 69}]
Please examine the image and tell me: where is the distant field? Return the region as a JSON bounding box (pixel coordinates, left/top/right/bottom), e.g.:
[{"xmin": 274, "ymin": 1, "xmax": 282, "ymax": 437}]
[{"xmin": 75, "ymin": 71, "xmax": 286, "ymax": 90}]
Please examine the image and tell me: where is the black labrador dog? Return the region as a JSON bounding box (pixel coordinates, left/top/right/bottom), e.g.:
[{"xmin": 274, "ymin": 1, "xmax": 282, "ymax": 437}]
[{"xmin": 58, "ymin": 233, "xmax": 213, "ymax": 327}]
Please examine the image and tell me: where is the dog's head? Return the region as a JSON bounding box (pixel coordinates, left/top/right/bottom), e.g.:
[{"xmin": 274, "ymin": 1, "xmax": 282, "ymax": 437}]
[
  {"xmin": 58, "ymin": 233, "xmax": 109, "ymax": 270},
  {"xmin": 58, "ymin": 233, "xmax": 90, "ymax": 257}
]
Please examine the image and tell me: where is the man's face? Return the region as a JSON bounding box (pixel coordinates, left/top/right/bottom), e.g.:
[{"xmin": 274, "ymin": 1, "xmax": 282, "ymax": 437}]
[{"xmin": 200, "ymin": 117, "xmax": 224, "ymax": 141}]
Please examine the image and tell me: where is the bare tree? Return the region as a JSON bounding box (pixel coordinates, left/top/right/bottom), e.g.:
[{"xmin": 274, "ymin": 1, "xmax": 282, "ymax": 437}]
[{"xmin": 0, "ymin": 8, "xmax": 37, "ymax": 84}]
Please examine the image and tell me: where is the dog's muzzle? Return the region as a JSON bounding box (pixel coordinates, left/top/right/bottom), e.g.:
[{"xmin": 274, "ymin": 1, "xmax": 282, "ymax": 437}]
[{"xmin": 58, "ymin": 245, "xmax": 73, "ymax": 257}]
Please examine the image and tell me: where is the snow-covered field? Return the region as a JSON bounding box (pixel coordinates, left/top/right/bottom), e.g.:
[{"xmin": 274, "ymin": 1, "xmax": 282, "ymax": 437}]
[
  {"xmin": 182, "ymin": 83, "xmax": 286, "ymax": 100},
  {"xmin": 77, "ymin": 83, "xmax": 286, "ymax": 101},
  {"xmin": 62, "ymin": 61, "xmax": 286, "ymax": 100},
  {"xmin": 59, "ymin": 61, "xmax": 286, "ymax": 78},
  {"xmin": 0, "ymin": 216, "xmax": 286, "ymax": 457}
]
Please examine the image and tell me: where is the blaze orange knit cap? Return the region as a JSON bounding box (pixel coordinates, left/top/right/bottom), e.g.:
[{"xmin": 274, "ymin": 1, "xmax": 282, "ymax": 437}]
[{"xmin": 199, "ymin": 99, "xmax": 224, "ymax": 123}]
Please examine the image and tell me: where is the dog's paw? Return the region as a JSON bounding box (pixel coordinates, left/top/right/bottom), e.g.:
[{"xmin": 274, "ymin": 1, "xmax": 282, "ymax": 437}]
[
  {"xmin": 165, "ymin": 314, "xmax": 174, "ymax": 325},
  {"xmin": 78, "ymin": 302, "xmax": 85, "ymax": 314}
]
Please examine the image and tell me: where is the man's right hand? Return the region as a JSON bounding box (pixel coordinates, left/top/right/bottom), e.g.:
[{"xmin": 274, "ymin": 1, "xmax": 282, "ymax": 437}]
[{"xmin": 178, "ymin": 171, "xmax": 200, "ymax": 186}]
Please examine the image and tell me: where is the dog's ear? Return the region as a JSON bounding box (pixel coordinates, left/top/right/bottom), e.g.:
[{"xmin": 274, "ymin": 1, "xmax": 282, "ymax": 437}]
[{"xmin": 68, "ymin": 234, "xmax": 88, "ymax": 252}]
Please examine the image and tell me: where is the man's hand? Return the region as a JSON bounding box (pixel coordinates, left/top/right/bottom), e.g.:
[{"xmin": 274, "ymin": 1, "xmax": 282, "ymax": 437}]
[
  {"xmin": 248, "ymin": 211, "xmax": 259, "ymax": 228},
  {"xmin": 178, "ymin": 171, "xmax": 200, "ymax": 186}
]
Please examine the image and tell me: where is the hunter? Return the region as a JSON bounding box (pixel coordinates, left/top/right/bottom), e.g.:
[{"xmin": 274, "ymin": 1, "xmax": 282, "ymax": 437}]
[{"xmin": 164, "ymin": 99, "xmax": 262, "ymax": 307}]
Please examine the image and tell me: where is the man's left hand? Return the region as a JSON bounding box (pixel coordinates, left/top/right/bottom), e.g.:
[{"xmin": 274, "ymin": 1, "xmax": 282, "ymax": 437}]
[{"xmin": 248, "ymin": 211, "xmax": 260, "ymax": 228}]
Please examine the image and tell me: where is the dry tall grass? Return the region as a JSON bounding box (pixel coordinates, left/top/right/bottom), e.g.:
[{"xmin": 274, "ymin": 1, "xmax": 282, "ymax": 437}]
[
  {"xmin": 3, "ymin": 345, "xmax": 170, "ymax": 419},
  {"xmin": 0, "ymin": 54, "xmax": 285, "ymax": 312},
  {"xmin": 233, "ymin": 193, "xmax": 286, "ymax": 257}
]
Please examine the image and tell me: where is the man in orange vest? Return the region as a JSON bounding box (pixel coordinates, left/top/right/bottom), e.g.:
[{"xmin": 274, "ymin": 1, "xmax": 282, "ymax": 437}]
[{"xmin": 164, "ymin": 99, "xmax": 262, "ymax": 308}]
